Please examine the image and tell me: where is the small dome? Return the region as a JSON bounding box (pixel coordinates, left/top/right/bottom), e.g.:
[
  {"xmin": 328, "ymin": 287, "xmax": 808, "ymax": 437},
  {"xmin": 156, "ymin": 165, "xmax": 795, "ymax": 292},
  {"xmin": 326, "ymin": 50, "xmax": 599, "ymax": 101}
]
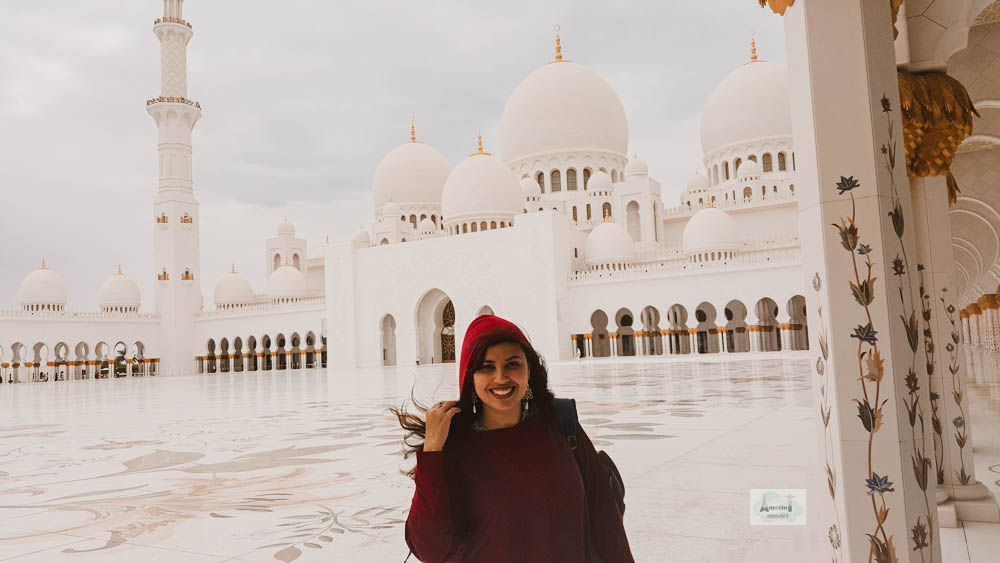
[
  {"xmin": 353, "ymin": 228, "xmax": 371, "ymax": 244},
  {"xmin": 736, "ymin": 159, "xmax": 762, "ymax": 179},
  {"xmin": 441, "ymin": 150, "xmax": 522, "ymax": 223},
  {"xmin": 418, "ymin": 217, "xmax": 436, "ymax": 233},
  {"xmin": 700, "ymin": 60, "xmax": 791, "ymax": 157},
  {"xmin": 625, "ymin": 156, "xmax": 648, "ymax": 177},
  {"xmin": 584, "ymin": 221, "xmax": 635, "ymax": 267},
  {"xmin": 214, "ymin": 269, "xmax": 254, "ymax": 307},
  {"xmin": 372, "ymin": 141, "xmax": 452, "ymax": 209},
  {"xmin": 682, "ymin": 207, "xmax": 741, "ymax": 255},
  {"xmin": 499, "ymin": 61, "xmax": 629, "ymax": 165},
  {"xmin": 99, "ymin": 268, "xmax": 141, "ymax": 311},
  {"xmin": 277, "ymin": 217, "xmax": 295, "ymax": 237},
  {"xmin": 687, "ymin": 172, "xmax": 710, "ymax": 191},
  {"xmin": 520, "ymin": 176, "xmax": 542, "ymax": 196},
  {"xmin": 382, "ymin": 201, "xmax": 402, "ymax": 221},
  {"xmin": 588, "ymin": 170, "xmax": 612, "ymax": 192},
  {"xmin": 18, "ymin": 262, "xmax": 68, "ymax": 309},
  {"xmin": 267, "ymin": 264, "xmax": 307, "ymax": 300}
]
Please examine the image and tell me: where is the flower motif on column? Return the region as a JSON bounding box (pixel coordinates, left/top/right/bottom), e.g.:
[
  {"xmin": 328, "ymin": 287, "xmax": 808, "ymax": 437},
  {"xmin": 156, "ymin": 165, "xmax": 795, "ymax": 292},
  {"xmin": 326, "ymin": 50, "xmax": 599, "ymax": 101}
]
[
  {"xmin": 878, "ymin": 94, "xmax": 936, "ymax": 556},
  {"xmin": 812, "ymin": 272, "xmax": 842, "ymax": 561}
]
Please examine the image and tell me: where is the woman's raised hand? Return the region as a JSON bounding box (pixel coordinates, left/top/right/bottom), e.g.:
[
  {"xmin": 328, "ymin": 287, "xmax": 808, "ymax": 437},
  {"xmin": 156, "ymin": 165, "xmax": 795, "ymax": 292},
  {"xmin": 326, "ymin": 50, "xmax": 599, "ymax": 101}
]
[{"xmin": 423, "ymin": 400, "xmax": 461, "ymax": 452}]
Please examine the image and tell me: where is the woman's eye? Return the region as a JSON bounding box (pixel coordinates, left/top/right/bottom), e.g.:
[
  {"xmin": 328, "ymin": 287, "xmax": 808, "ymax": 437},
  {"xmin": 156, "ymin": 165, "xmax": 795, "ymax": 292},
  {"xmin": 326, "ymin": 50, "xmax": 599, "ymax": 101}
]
[{"xmin": 506, "ymin": 362, "xmax": 521, "ymax": 369}]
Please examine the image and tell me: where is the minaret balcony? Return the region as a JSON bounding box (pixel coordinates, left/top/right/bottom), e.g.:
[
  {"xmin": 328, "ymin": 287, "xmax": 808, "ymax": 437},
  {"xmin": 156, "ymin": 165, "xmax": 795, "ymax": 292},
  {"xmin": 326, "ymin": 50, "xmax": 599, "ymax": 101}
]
[
  {"xmin": 146, "ymin": 96, "xmax": 201, "ymax": 109},
  {"xmin": 153, "ymin": 17, "xmax": 192, "ymax": 29}
]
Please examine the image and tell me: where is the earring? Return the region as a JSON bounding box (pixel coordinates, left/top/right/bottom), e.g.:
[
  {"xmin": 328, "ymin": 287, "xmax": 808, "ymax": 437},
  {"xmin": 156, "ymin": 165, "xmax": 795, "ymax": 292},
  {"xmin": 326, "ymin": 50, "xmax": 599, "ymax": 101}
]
[
  {"xmin": 472, "ymin": 394, "xmax": 479, "ymax": 414},
  {"xmin": 524, "ymin": 387, "xmax": 534, "ymax": 400}
]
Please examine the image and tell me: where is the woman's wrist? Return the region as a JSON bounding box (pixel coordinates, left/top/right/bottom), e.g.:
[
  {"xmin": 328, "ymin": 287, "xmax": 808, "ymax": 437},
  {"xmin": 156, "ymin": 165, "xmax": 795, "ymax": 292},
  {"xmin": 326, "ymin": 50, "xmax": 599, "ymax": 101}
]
[{"xmin": 423, "ymin": 442, "xmax": 443, "ymax": 452}]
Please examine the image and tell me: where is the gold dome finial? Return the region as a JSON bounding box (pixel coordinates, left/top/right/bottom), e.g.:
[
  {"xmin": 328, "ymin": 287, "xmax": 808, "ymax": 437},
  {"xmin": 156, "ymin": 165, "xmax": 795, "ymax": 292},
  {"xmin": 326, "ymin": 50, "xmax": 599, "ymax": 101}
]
[
  {"xmin": 750, "ymin": 30, "xmax": 758, "ymax": 62},
  {"xmin": 554, "ymin": 24, "xmax": 563, "ymax": 62},
  {"xmin": 471, "ymin": 132, "xmax": 490, "ymax": 156},
  {"xmin": 410, "ymin": 116, "xmax": 416, "ymax": 143},
  {"xmin": 117, "ymin": 264, "xmax": 123, "ymax": 275},
  {"xmin": 41, "ymin": 257, "xmax": 47, "ymax": 269},
  {"xmin": 231, "ymin": 263, "xmax": 236, "ymax": 273}
]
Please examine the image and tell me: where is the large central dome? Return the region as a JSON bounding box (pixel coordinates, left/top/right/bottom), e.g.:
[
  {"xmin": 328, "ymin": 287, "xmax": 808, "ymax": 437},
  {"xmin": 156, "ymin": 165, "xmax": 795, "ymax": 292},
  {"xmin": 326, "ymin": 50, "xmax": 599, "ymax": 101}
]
[
  {"xmin": 700, "ymin": 59, "xmax": 791, "ymax": 157},
  {"xmin": 372, "ymin": 141, "xmax": 452, "ymax": 209},
  {"xmin": 499, "ymin": 61, "xmax": 629, "ymax": 165}
]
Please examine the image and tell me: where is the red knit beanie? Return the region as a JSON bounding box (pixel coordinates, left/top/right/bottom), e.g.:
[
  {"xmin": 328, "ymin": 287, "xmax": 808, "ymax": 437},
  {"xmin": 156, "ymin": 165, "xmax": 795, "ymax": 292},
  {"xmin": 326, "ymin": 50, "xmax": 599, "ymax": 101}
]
[{"xmin": 458, "ymin": 315, "xmax": 532, "ymax": 390}]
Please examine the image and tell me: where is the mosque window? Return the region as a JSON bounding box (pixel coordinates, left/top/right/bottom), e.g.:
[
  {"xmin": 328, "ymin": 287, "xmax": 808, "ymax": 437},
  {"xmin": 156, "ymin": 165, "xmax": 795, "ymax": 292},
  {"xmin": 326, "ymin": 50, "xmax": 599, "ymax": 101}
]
[
  {"xmin": 567, "ymin": 168, "xmax": 578, "ymax": 190},
  {"xmin": 420, "ymin": 214, "xmax": 427, "ymax": 221},
  {"xmin": 734, "ymin": 158, "xmax": 742, "ymax": 176},
  {"xmin": 400, "ymin": 215, "xmax": 406, "ymax": 222},
  {"xmin": 748, "ymin": 155, "xmax": 757, "ymax": 162},
  {"xmin": 762, "ymin": 153, "xmax": 773, "ymax": 172},
  {"xmin": 380, "ymin": 238, "xmax": 389, "ymax": 245},
  {"xmin": 713, "ymin": 165, "xmax": 719, "ymax": 185},
  {"xmin": 583, "ymin": 168, "xmax": 591, "ymax": 189},
  {"xmin": 480, "ymin": 221, "xmax": 487, "ymax": 231},
  {"xmin": 602, "ymin": 202, "xmax": 612, "ymax": 219},
  {"xmin": 536, "ymin": 172, "xmax": 545, "ymax": 193},
  {"xmin": 586, "ymin": 203, "xmax": 592, "ymax": 220},
  {"xmin": 551, "ymin": 170, "xmax": 562, "ymax": 192},
  {"xmin": 293, "ymin": 254, "xmax": 300, "ymax": 270},
  {"xmin": 792, "ymin": 152, "xmax": 796, "ymax": 170},
  {"xmin": 723, "ymin": 162, "xmax": 730, "ymax": 180},
  {"xmin": 743, "ymin": 187, "xmax": 752, "ymax": 199},
  {"xmin": 538, "ymin": 207, "xmax": 543, "ymax": 211},
  {"xmin": 790, "ymin": 184, "xmax": 795, "ymax": 193},
  {"xmin": 732, "ymin": 190, "xmax": 735, "ymax": 200},
  {"xmin": 698, "ymin": 198, "xmax": 704, "ymax": 205},
  {"xmin": 410, "ymin": 215, "xmax": 417, "ymax": 228},
  {"xmin": 490, "ymin": 221, "xmax": 496, "ymax": 229},
  {"xmin": 778, "ymin": 152, "xmax": 787, "ymax": 171},
  {"xmin": 773, "ymin": 185, "xmax": 777, "ymax": 193},
  {"xmin": 611, "ymin": 170, "xmax": 618, "ymax": 183},
  {"xmin": 761, "ymin": 185, "xmax": 766, "ymax": 199},
  {"xmin": 711, "ymin": 196, "xmax": 716, "ymax": 204},
  {"xmin": 471, "ymin": 223, "xmax": 477, "ymax": 232},
  {"xmin": 574, "ymin": 248, "xmax": 578, "ymax": 258},
  {"xmin": 431, "ymin": 214, "xmax": 436, "ymax": 225},
  {"xmin": 462, "ymin": 224, "xmax": 468, "ymax": 233},
  {"xmin": 273, "ymin": 254, "xmax": 281, "ymax": 271},
  {"xmin": 572, "ymin": 206, "xmax": 578, "ymax": 221}
]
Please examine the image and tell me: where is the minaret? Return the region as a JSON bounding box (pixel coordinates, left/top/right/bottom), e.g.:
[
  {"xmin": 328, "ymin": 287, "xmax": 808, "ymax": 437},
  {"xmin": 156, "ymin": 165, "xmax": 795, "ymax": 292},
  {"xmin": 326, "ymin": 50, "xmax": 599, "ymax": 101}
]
[{"xmin": 147, "ymin": 0, "xmax": 202, "ymax": 375}]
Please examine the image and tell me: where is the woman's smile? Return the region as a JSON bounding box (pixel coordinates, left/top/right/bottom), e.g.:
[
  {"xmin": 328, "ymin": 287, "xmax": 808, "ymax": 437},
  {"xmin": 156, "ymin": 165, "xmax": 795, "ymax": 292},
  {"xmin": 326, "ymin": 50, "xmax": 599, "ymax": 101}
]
[{"xmin": 488, "ymin": 384, "xmax": 516, "ymax": 399}]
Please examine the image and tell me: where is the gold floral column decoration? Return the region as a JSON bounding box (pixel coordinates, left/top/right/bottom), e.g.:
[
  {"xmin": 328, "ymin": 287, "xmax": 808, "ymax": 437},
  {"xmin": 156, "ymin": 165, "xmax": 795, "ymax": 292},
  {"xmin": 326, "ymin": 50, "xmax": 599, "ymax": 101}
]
[
  {"xmin": 897, "ymin": 70, "xmax": 979, "ymax": 205},
  {"xmin": 757, "ymin": 0, "xmax": 794, "ymax": 15}
]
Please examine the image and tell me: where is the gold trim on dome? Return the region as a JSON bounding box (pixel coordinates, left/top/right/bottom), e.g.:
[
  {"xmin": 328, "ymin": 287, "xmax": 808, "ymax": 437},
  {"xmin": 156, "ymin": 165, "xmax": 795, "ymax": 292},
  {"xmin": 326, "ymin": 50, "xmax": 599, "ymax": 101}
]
[
  {"xmin": 750, "ymin": 30, "xmax": 758, "ymax": 62},
  {"xmin": 553, "ymin": 24, "xmax": 564, "ymax": 62}
]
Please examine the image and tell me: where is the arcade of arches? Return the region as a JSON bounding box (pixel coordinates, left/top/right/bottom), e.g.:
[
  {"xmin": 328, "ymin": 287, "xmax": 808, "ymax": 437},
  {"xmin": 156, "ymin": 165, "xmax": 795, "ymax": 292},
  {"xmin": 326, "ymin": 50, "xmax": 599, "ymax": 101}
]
[
  {"xmin": 197, "ymin": 331, "xmax": 326, "ymax": 374},
  {"xmin": 0, "ymin": 340, "xmax": 157, "ymax": 383},
  {"xmin": 572, "ymin": 296, "xmax": 809, "ymax": 357}
]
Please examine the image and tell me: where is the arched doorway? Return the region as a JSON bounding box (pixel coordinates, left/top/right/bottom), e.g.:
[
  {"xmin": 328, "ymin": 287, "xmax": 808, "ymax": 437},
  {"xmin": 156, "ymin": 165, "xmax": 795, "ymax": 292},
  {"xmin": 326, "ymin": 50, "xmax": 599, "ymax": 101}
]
[
  {"xmin": 54, "ymin": 342, "xmax": 69, "ymax": 380},
  {"xmin": 247, "ymin": 336, "xmax": 258, "ymax": 371},
  {"xmin": 233, "ymin": 337, "xmax": 244, "ymax": 372},
  {"xmin": 590, "ymin": 309, "xmax": 610, "ymax": 357},
  {"xmin": 666, "ymin": 304, "xmax": 690, "ymax": 354},
  {"xmin": 615, "ymin": 308, "xmax": 636, "ymax": 356},
  {"xmin": 441, "ymin": 301, "xmax": 456, "ymax": 362},
  {"xmin": 95, "ymin": 341, "xmax": 110, "ymax": 378},
  {"xmin": 290, "ymin": 333, "xmax": 302, "ymax": 370},
  {"xmin": 724, "ymin": 300, "xmax": 749, "ymax": 352},
  {"xmin": 206, "ymin": 339, "xmax": 217, "ymax": 373},
  {"xmin": 261, "ymin": 335, "xmax": 273, "ymax": 371},
  {"xmin": 415, "ymin": 288, "xmax": 455, "ymax": 364},
  {"xmin": 11, "ymin": 342, "xmax": 27, "ymax": 383},
  {"xmin": 74, "ymin": 342, "xmax": 89, "ymax": 379},
  {"xmin": 113, "ymin": 341, "xmax": 128, "ymax": 377},
  {"xmin": 640, "ymin": 306, "xmax": 662, "ymax": 355},
  {"xmin": 219, "ymin": 338, "xmax": 231, "ymax": 373},
  {"xmin": 33, "ymin": 342, "xmax": 50, "ymax": 382},
  {"xmin": 305, "ymin": 332, "xmax": 317, "ymax": 368},
  {"xmin": 276, "ymin": 334, "xmax": 287, "ymax": 370},
  {"xmin": 786, "ymin": 295, "xmax": 809, "ymax": 351},
  {"xmin": 694, "ymin": 302, "xmax": 718, "ymax": 354},
  {"xmin": 381, "ymin": 314, "xmax": 397, "ymax": 366},
  {"xmin": 755, "ymin": 297, "xmax": 780, "ymax": 351}
]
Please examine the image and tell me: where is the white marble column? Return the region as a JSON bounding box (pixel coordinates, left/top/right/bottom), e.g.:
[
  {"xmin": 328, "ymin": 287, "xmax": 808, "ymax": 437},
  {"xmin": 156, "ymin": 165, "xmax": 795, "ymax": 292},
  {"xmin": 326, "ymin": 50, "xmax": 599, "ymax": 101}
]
[
  {"xmin": 782, "ymin": 0, "xmax": 942, "ymax": 560},
  {"xmin": 610, "ymin": 334, "xmax": 617, "ymax": 357},
  {"xmin": 910, "ymin": 175, "xmax": 1000, "ymax": 524},
  {"xmin": 969, "ymin": 308, "xmax": 982, "ymax": 348}
]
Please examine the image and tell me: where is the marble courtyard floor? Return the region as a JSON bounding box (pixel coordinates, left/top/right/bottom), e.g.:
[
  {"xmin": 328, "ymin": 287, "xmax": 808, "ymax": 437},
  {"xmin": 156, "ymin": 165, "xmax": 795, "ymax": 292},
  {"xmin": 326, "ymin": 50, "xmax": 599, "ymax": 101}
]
[{"xmin": 1, "ymin": 353, "xmax": 998, "ymax": 562}]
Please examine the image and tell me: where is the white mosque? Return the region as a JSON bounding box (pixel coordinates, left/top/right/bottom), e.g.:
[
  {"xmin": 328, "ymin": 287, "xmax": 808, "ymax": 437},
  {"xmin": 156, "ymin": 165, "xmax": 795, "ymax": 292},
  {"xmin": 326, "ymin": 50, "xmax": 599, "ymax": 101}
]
[{"xmin": 0, "ymin": 0, "xmax": 810, "ymax": 381}]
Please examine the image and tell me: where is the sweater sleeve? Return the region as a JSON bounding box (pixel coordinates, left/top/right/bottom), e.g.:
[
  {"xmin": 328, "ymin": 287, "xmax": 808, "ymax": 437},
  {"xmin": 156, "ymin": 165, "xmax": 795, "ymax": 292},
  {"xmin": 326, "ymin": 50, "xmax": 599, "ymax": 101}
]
[
  {"xmin": 404, "ymin": 451, "xmax": 458, "ymax": 563},
  {"xmin": 576, "ymin": 427, "xmax": 635, "ymax": 563}
]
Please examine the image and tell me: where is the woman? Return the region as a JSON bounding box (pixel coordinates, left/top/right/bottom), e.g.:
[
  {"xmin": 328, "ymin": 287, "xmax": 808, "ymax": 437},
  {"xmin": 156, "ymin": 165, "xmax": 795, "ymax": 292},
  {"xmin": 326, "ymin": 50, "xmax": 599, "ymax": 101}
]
[{"xmin": 394, "ymin": 314, "xmax": 633, "ymax": 562}]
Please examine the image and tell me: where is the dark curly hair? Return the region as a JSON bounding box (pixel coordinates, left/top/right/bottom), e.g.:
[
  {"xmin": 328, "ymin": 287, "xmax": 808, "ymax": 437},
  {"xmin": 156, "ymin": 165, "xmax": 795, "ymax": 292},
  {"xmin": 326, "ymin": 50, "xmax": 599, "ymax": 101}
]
[{"xmin": 390, "ymin": 339, "xmax": 555, "ymax": 478}]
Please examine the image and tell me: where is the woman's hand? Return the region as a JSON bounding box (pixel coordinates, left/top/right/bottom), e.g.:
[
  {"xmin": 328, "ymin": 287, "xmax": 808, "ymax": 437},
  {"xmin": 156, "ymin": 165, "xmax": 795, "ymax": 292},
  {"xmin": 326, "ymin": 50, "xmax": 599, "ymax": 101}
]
[{"xmin": 424, "ymin": 400, "xmax": 461, "ymax": 452}]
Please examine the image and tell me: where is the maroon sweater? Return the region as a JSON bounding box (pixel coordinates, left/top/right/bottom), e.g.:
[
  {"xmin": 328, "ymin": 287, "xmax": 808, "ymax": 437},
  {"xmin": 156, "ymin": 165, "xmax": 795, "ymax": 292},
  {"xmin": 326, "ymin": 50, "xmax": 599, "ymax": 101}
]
[{"xmin": 405, "ymin": 412, "xmax": 634, "ymax": 562}]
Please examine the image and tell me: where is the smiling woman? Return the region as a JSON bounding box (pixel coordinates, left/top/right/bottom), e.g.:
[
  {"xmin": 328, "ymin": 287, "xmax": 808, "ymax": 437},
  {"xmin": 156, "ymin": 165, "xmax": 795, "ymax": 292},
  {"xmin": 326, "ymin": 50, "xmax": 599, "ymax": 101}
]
[{"xmin": 390, "ymin": 314, "xmax": 633, "ymax": 563}]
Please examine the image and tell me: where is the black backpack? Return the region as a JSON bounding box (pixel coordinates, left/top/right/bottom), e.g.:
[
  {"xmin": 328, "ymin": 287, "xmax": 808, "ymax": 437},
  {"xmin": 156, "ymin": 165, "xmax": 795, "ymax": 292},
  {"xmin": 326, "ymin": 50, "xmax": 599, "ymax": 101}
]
[{"xmin": 553, "ymin": 398, "xmax": 626, "ymax": 516}]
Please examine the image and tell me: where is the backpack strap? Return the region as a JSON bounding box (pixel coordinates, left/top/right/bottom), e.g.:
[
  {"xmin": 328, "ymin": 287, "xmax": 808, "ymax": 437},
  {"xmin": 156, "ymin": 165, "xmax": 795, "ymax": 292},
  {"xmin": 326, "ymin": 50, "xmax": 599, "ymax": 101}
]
[{"xmin": 552, "ymin": 398, "xmax": 579, "ymax": 451}]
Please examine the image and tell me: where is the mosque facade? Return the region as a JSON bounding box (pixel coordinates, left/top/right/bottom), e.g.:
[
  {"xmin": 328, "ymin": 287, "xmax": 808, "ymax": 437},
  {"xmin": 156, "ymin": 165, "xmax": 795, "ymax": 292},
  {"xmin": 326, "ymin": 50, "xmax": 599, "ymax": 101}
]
[{"xmin": 0, "ymin": 0, "xmax": 810, "ymax": 380}]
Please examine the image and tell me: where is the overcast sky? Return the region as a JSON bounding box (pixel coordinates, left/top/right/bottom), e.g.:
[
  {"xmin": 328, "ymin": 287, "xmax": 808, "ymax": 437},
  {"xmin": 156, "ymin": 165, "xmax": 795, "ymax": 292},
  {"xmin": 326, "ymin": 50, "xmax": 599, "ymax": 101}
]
[{"xmin": 0, "ymin": 0, "xmax": 786, "ymax": 311}]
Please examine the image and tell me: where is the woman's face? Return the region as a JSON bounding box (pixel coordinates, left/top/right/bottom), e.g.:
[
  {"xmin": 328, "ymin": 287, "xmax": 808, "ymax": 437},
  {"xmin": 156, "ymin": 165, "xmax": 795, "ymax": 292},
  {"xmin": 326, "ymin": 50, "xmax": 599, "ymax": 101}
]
[{"xmin": 472, "ymin": 342, "xmax": 530, "ymax": 416}]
